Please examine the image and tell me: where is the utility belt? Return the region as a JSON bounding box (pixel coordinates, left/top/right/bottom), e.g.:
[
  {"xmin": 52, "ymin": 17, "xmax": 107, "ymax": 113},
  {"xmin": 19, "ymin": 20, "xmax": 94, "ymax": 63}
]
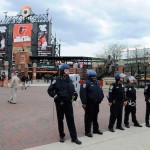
[
  {"xmin": 128, "ymin": 100, "xmax": 136, "ymax": 106},
  {"xmin": 112, "ymin": 99, "xmax": 123, "ymax": 104}
]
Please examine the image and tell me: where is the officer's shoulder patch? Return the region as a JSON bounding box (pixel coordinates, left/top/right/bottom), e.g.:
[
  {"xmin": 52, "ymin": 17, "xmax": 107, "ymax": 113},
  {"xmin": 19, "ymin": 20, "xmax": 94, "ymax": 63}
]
[
  {"xmin": 122, "ymin": 85, "xmax": 124, "ymax": 87},
  {"xmin": 83, "ymin": 84, "xmax": 86, "ymax": 88},
  {"xmin": 145, "ymin": 86, "xmax": 148, "ymax": 89},
  {"xmin": 52, "ymin": 80, "xmax": 56, "ymax": 84}
]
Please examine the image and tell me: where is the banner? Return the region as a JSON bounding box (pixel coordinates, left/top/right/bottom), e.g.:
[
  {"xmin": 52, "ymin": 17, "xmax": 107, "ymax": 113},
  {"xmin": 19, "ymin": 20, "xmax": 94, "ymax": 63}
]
[
  {"xmin": 0, "ymin": 25, "xmax": 7, "ymax": 52},
  {"xmin": 12, "ymin": 24, "xmax": 32, "ymax": 53},
  {"xmin": 38, "ymin": 23, "xmax": 48, "ymax": 51},
  {"xmin": 38, "ymin": 23, "xmax": 51, "ymax": 56}
]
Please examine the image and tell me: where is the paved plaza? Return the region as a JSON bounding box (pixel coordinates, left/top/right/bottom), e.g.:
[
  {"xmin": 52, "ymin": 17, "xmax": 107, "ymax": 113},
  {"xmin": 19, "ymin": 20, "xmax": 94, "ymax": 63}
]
[{"xmin": 0, "ymin": 84, "xmax": 147, "ymax": 150}]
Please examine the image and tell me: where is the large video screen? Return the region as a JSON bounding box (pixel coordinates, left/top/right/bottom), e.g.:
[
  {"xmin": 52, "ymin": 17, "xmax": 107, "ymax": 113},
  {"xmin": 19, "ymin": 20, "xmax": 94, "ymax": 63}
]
[{"xmin": 0, "ymin": 25, "xmax": 7, "ymax": 52}]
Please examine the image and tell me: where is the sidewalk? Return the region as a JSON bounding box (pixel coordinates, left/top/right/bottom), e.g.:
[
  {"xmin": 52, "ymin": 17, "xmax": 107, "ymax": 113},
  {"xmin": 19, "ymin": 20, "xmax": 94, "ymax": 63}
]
[
  {"xmin": 0, "ymin": 85, "xmax": 146, "ymax": 150},
  {"xmin": 25, "ymin": 124, "xmax": 150, "ymax": 150}
]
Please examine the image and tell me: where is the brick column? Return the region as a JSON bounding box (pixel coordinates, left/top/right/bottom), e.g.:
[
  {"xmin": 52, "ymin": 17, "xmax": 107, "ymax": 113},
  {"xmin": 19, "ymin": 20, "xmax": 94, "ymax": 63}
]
[
  {"xmin": 4, "ymin": 61, "xmax": 9, "ymax": 70},
  {"xmin": 18, "ymin": 65, "xmax": 21, "ymax": 73},
  {"xmin": 92, "ymin": 62, "xmax": 98, "ymax": 71},
  {"xmin": 73, "ymin": 63, "xmax": 78, "ymax": 74},
  {"xmin": 3, "ymin": 61, "xmax": 9, "ymax": 87},
  {"xmin": 20, "ymin": 63, "xmax": 26, "ymax": 73},
  {"xmin": 118, "ymin": 60, "xmax": 125, "ymax": 73},
  {"xmin": 32, "ymin": 63, "xmax": 37, "ymax": 82},
  {"xmin": 25, "ymin": 64, "xmax": 28, "ymax": 76}
]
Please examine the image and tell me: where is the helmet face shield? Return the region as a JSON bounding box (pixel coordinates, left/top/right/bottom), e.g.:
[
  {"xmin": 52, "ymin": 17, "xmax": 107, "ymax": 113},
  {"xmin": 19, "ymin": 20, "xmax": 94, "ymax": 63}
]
[
  {"xmin": 60, "ymin": 64, "xmax": 70, "ymax": 71},
  {"xmin": 64, "ymin": 69, "xmax": 70, "ymax": 75},
  {"xmin": 87, "ymin": 70, "xmax": 97, "ymax": 77},
  {"xmin": 115, "ymin": 73, "xmax": 126, "ymax": 81},
  {"xmin": 119, "ymin": 73, "xmax": 126, "ymax": 78},
  {"xmin": 127, "ymin": 76, "xmax": 136, "ymax": 83}
]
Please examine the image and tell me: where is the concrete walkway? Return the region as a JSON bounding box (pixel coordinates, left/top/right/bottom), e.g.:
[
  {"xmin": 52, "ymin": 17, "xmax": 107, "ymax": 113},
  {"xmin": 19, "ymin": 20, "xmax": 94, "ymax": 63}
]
[{"xmin": 25, "ymin": 123, "xmax": 150, "ymax": 150}]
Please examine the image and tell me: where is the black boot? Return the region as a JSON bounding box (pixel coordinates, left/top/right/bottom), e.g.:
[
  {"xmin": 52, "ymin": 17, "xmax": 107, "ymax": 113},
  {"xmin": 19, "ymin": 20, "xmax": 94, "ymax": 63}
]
[
  {"xmin": 71, "ymin": 139, "xmax": 82, "ymax": 145},
  {"xmin": 125, "ymin": 124, "xmax": 130, "ymax": 128},
  {"xmin": 85, "ymin": 132, "xmax": 93, "ymax": 137},
  {"xmin": 146, "ymin": 124, "xmax": 150, "ymax": 127},
  {"xmin": 108, "ymin": 128, "xmax": 115, "ymax": 132},
  {"xmin": 116, "ymin": 126, "xmax": 125, "ymax": 130},
  {"xmin": 93, "ymin": 129, "xmax": 103, "ymax": 135},
  {"xmin": 134, "ymin": 123, "xmax": 142, "ymax": 127},
  {"xmin": 59, "ymin": 137, "xmax": 65, "ymax": 143}
]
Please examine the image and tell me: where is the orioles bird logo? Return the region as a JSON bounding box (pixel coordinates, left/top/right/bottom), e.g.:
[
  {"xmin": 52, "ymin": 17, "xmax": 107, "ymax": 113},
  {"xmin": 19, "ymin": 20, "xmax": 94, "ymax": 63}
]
[{"xmin": 19, "ymin": 26, "xmax": 27, "ymax": 35}]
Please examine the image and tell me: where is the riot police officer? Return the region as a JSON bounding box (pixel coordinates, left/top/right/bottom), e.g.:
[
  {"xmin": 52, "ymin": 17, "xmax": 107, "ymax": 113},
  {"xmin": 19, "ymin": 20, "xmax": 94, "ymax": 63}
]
[
  {"xmin": 80, "ymin": 70, "xmax": 104, "ymax": 137},
  {"xmin": 47, "ymin": 64, "xmax": 82, "ymax": 145},
  {"xmin": 124, "ymin": 76, "xmax": 142, "ymax": 128},
  {"xmin": 108, "ymin": 73, "xmax": 127, "ymax": 132},
  {"xmin": 144, "ymin": 83, "xmax": 150, "ymax": 127}
]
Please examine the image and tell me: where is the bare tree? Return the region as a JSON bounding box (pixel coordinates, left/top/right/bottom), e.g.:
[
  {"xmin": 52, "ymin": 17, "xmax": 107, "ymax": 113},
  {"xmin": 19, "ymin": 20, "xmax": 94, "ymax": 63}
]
[{"xmin": 96, "ymin": 43, "xmax": 127, "ymax": 63}]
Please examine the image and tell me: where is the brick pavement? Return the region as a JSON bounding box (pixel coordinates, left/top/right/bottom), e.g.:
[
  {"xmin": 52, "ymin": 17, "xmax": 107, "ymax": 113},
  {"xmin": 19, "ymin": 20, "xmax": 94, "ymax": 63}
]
[{"xmin": 0, "ymin": 86, "xmax": 146, "ymax": 150}]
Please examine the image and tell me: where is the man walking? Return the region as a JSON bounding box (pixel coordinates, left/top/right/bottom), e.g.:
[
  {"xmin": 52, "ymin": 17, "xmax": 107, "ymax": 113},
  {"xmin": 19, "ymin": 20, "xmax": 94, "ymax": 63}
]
[{"xmin": 8, "ymin": 70, "xmax": 20, "ymax": 104}]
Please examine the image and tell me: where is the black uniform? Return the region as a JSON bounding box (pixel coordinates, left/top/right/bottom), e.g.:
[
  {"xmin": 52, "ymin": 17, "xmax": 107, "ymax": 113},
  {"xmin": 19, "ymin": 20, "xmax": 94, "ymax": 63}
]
[
  {"xmin": 144, "ymin": 84, "xmax": 150, "ymax": 125},
  {"xmin": 80, "ymin": 79, "xmax": 104, "ymax": 134},
  {"xmin": 124, "ymin": 84, "xmax": 140, "ymax": 126},
  {"xmin": 108, "ymin": 82, "xmax": 126, "ymax": 129},
  {"xmin": 47, "ymin": 75, "xmax": 78, "ymax": 141}
]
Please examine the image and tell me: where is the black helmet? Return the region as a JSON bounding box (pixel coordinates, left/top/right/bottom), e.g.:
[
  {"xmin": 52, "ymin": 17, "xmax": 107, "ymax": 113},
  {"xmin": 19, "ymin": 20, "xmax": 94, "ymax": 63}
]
[{"xmin": 115, "ymin": 73, "xmax": 126, "ymax": 80}]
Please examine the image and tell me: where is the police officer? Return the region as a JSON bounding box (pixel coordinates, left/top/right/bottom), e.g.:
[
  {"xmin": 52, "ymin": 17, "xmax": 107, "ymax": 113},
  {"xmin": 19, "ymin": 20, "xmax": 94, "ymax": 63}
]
[
  {"xmin": 47, "ymin": 64, "xmax": 82, "ymax": 145},
  {"xmin": 144, "ymin": 83, "xmax": 150, "ymax": 127},
  {"xmin": 108, "ymin": 73, "xmax": 127, "ymax": 132},
  {"xmin": 80, "ymin": 70, "xmax": 104, "ymax": 137},
  {"xmin": 124, "ymin": 76, "xmax": 142, "ymax": 128}
]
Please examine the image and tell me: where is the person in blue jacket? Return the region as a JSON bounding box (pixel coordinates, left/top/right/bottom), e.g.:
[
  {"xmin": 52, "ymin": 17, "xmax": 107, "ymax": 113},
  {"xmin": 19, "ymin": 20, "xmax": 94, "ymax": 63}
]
[
  {"xmin": 47, "ymin": 64, "xmax": 82, "ymax": 145},
  {"xmin": 80, "ymin": 70, "xmax": 104, "ymax": 137}
]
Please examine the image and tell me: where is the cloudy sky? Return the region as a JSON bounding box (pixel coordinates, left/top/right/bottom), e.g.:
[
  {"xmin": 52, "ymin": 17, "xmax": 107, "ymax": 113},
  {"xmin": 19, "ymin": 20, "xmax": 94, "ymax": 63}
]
[{"xmin": 1, "ymin": 0, "xmax": 150, "ymax": 56}]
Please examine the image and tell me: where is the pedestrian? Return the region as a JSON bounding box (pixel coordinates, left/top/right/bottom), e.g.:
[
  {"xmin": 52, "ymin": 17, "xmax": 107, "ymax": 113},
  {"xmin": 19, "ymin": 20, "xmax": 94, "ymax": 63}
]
[
  {"xmin": 25, "ymin": 74, "xmax": 30, "ymax": 89},
  {"xmin": 80, "ymin": 70, "xmax": 104, "ymax": 137},
  {"xmin": 8, "ymin": 70, "xmax": 20, "ymax": 104},
  {"xmin": 47, "ymin": 64, "xmax": 82, "ymax": 145},
  {"xmin": 124, "ymin": 76, "xmax": 142, "ymax": 128},
  {"xmin": 108, "ymin": 73, "xmax": 127, "ymax": 132},
  {"xmin": 21, "ymin": 74, "xmax": 26, "ymax": 90},
  {"xmin": 144, "ymin": 83, "xmax": 150, "ymax": 127}
]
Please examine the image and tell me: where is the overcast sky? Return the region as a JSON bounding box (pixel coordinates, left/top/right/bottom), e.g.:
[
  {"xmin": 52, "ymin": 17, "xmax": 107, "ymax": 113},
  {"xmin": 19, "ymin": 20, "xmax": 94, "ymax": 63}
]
[{"xmin": 1, "ymin": 0, "xmax": 150, "ymax": 56}]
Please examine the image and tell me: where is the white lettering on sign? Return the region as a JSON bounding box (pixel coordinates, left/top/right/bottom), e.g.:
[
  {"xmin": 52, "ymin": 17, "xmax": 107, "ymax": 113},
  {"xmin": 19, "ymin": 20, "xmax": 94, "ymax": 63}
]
[
  {"xmin": 39, "ymin": 24, "xmax": 47, "ymax": 31},
  {"xmin": 0, "ymin": 26, "xmax": 7, "ymax": 33}
]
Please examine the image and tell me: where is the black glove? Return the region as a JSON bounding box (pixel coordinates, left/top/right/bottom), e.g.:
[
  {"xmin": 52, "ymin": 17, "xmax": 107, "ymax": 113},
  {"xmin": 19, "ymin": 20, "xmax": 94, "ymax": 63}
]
[
  {"xmin": 72, "ymin": 92, "xmax": 78, "ymax": 101},
  {"xmin": 145, "ymin": 96, "xmax": 149, "ymax": 102}
]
